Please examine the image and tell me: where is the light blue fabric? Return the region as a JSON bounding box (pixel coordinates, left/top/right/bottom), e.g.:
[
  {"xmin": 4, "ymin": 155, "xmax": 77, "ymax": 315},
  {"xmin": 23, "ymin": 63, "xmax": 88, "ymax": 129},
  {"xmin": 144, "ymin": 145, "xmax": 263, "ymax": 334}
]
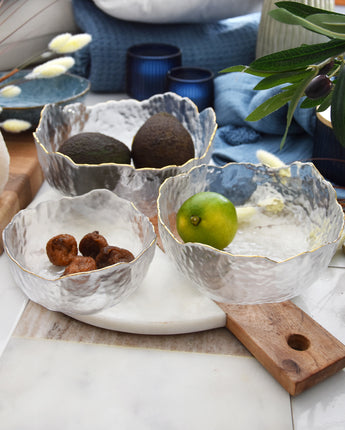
[
  {"xmin": 212, "ymin": 72, "xmax": 345, "ymax": 199},
  {"xmin": 212, "ymin": 72, "xmax": 316, "ymax": 165},
  {"xmin": 71, "ymin": 0, "xmax": 260, "ymax": 92}
]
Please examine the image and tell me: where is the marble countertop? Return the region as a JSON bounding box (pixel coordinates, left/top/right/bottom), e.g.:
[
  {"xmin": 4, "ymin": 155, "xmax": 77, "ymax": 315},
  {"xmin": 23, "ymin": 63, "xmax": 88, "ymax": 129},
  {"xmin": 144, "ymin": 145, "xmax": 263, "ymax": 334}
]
[{"xmin": 0, "ymin": 91, "xmax": 345, "ymax": 429}]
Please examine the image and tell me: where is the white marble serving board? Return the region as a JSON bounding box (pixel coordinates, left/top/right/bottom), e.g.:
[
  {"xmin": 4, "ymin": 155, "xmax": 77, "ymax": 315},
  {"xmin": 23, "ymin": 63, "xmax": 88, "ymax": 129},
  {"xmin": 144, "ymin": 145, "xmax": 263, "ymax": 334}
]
[
  {"xmin": 28, "ymin": 183, "xmax": 226, "ymax": 335},
  {"xmin": 0, "ymin": 337, "xmax": 292, "ymax": 430},
  {"xmin": 69, "ymin": 245, "xmax": 226, "ymax": 334}
]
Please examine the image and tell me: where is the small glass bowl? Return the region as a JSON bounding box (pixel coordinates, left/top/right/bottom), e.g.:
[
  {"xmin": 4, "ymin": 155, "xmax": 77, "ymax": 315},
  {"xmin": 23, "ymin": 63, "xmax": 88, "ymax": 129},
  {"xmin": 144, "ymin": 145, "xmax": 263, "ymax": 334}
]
[
  {"xmin": 2, "ymin": 189, "xmax": 156, "ymax": 315},
  {"xmin": 157, "ymin": 162, "xmax": 344, "ymax": 305},
  {"xmin": 34, "ymin": 92, "xmax": 217, "ymax": 217}
]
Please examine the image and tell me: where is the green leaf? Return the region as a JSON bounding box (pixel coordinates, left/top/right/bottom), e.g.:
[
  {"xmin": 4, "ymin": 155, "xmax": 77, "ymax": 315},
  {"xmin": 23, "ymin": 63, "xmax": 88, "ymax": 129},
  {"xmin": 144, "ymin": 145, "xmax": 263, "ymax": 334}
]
[
  {"xmin": 317, "ymin": 92, "xmax": 333, "ymax": 112},
  {"xmin": 280, "ymin": 70, "xmax": 318, "ymax": 148},
  {"xmin": 307, "ymin": 13, "xmax": 345, "ymax": 33},
  {"xmin": 269, "ymin": 9, "xmax": 345, "ymax": 39},
  {"xmin": 254, "ymin": 70, "xmax": 312, "ymax": 90},
  {"xmin": 245, "ymin": 89, "xmax": 294, "ymax": 122},
  {"xmin": 219, "ymin": 65, "xmax": 273, "ymax": 77},
  {"xmin": 250, "ymin": 39, "xmax": 345, "ymax": 72},
  {"xmin": 331, "ymin": 66, "xmax": 345, "ymax": 147},
  {"xmin": 219, "ymin": 65, "xmax": 247, "ymax": 73},
  {"xmin": 275, "ymin": 1, "xmax": 341, "ymax": 19},
  {"xmin": 300, "ymin": 96, "xmax": 324, "ymax": 109}
]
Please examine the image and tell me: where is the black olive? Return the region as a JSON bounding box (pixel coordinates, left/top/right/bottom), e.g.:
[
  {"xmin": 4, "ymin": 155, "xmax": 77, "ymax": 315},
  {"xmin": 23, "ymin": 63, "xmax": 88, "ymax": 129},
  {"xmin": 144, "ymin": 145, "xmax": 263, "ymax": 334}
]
[{"xmin": 305, "ymin": 75, "xmax": 333, "ymax": 100}]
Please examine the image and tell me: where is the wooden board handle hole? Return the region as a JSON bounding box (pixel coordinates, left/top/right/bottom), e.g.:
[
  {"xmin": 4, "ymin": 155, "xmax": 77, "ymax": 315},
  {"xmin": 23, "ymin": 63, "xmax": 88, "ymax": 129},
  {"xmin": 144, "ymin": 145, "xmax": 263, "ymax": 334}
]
[{"xmin": 287, "ymin": 334, "xmax": 310, "ymax": 351}]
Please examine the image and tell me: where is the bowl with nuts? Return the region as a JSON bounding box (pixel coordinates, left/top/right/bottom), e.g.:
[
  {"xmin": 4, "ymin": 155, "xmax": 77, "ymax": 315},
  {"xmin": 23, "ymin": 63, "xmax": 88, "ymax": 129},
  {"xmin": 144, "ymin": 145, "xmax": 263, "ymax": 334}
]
[{"xmin": 2, "ymin": 189, "xmax": 156, "ymax": 314}]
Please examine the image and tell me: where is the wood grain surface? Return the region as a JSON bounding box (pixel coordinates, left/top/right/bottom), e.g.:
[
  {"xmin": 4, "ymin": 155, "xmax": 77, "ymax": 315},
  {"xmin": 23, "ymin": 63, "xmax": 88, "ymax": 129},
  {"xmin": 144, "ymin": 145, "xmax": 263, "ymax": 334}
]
[
  {"xmin": 218, "ymin": 300, "xmax": 345, "ymax": 396},
  {"xmin": 0, "ymin": 131, "xmax": 43, "ymax": 253}
]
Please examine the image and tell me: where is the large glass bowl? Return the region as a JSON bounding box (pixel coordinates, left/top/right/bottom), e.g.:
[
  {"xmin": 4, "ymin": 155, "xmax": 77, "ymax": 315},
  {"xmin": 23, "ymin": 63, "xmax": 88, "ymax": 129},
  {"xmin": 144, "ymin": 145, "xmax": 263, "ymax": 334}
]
[
  {"xmin": 33, "ymin": 92, "xmax": 217, "ymax": 217},
  {"xmin": 157, "ymin": 162, "xmax": 344, "ymax": 304},
  {"xmin": 2, "ymin": 189, "xmax": 156, "ymax": 315}
]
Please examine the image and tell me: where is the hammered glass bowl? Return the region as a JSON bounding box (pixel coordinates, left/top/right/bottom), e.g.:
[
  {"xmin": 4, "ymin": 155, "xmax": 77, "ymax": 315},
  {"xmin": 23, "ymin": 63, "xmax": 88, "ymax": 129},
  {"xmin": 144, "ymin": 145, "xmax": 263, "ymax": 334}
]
[
  {"xmin": 2, "ymin": 189, "xmax": 156, "ymax": 315},
  {"xmin": 33, "ymin": 92, "xmax": 217, "ymax": 217},
  {"xmin": 157, "ymin": 162, "xmax": 344, "ymax": 304}
]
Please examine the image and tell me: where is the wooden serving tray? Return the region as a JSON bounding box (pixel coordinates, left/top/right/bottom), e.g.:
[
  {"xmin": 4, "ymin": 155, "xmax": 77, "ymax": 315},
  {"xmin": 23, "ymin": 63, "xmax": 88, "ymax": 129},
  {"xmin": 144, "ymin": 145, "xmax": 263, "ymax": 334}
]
[{"xmin": 0, "ymin": 131, "xmax": 44, "ymax": 254}]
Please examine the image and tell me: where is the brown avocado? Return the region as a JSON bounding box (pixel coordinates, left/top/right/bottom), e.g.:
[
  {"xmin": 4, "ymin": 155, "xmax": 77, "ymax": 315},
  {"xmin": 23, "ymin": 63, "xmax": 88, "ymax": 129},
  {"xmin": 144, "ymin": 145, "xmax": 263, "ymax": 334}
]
[
  {"xmin": 58, "ymin": 132, "xmax": 131, "ymax": 165},
  {"xmin": 131, "ymin": 112, "xmax": 195, "ymax": 168}
]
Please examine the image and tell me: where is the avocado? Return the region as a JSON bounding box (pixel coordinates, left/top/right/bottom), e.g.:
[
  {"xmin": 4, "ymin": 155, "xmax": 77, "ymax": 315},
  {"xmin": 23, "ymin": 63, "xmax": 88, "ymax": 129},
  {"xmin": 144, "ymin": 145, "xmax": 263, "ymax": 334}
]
[
  {"xmin": 131, "ymin": 112, "xmax": 195, "ymax": 168},
  {"xmin": 58, "ymin": 132, "xmax": 131, "ymax": 165}
]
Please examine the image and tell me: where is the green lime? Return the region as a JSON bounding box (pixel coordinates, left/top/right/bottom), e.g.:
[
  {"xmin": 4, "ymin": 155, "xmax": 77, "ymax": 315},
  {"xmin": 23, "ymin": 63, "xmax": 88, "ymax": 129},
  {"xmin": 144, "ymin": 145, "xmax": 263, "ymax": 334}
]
[{"xmin": 176, "ymin": 191, "xmax": 238, "ymax": 250}]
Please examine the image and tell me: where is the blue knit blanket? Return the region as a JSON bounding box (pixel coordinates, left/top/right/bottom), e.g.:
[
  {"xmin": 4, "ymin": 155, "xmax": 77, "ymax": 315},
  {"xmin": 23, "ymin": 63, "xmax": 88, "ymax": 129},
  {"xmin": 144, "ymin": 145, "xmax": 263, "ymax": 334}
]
[{"xmin": 71, "ymin": 0, "xmax": 260, "ymax": 92}]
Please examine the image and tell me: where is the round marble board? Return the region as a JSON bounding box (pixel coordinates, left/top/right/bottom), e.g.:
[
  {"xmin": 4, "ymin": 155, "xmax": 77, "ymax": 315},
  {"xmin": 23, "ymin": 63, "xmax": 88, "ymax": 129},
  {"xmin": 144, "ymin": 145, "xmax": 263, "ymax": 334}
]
[
  {"xmin": 68, "ymin": 246, "xmax": 226, "ymax": 334},
  {"xmin": 30, "ymin": 184, "xmax": 226, "ymax": 335}
]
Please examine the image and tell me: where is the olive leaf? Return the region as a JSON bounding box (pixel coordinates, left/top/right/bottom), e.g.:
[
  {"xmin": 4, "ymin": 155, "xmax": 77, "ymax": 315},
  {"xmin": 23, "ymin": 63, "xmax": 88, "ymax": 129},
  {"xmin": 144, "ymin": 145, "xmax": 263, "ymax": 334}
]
[
  {"xmin": 307, "ymin": 13, "xmax": 345, "ymax": 34},
  {"xmin": 249, "ymin": 39, "xmax": 345, "ymax": 73},
  {"xmin": 275, "ymin": 1, "xmax": 339, "ymax": 19},
  {"xmin": 245, "ymin": 87, "xmax": 296, "ymax": 122},
  {"xmin": 316, "ymin": 91, "xmax": 333, "ymax": 112},
  {"xmin": 220, "ymin": 65, "xmax": 272, "ymax": 77},
  {"xmin": 254, "ymin": 70, "xmax": 313, "ymax": 90},
  {"xmin": 299, "ymin": 95, "xmax": 327, "ymax": 109},
  {"xmin": 331, "ymin": 66, "xmax": 345, "ymax": 147},
  {"xmin": 269, "ymin": 8, "xmax": 345, "ymax": 39},
  {"xmin": 280, "ymin": 70, "xmax": 318, "ymax": 148}
]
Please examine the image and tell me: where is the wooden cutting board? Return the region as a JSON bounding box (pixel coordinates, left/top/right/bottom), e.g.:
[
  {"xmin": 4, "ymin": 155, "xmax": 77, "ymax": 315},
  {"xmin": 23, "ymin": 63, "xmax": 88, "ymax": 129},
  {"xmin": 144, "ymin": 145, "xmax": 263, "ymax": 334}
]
[
  {"xmin": 0, "ymin": 131, "xmax": 44, "ymax": 254},
  {"xmin": 217, "ymin": 301, "xmax": 345, "ymax": 396}
]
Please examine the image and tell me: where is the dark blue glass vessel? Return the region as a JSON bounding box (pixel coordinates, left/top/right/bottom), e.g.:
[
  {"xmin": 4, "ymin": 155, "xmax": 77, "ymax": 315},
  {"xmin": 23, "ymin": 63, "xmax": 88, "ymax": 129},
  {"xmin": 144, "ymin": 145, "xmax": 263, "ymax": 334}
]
[
  {"xmin": 126, "ymin": 43, "xmax": 181, "ymax": 100},
  {"xmin": 166, "ymin": 67, "xmax": 214, "ymax": 111}
]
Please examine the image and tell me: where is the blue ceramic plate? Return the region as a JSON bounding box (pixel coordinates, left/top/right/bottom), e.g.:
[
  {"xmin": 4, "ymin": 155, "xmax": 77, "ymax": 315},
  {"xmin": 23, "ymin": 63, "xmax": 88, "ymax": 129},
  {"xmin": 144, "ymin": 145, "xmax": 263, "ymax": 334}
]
[{"xmin": 0, "ymin": 71, "xmax": 90, "ymax": 128}]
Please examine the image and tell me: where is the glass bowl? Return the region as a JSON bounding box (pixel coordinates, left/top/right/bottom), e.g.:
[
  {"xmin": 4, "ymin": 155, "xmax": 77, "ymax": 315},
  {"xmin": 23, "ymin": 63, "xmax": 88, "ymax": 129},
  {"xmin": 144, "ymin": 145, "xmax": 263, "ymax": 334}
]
[
  {"xmin": 33, "ymin": 92, "xmax": 217, "ymax": 217},
  {"xmin": 2, "ymin": 189, "xmax": 156, "ymax": 315},
  {"xmin": 0, "ymin": 71, "xmax": 90, "ymax": 129},
  {"xmin": 157, "ymin": 162, "xmax": 344, "ymax": 304}
]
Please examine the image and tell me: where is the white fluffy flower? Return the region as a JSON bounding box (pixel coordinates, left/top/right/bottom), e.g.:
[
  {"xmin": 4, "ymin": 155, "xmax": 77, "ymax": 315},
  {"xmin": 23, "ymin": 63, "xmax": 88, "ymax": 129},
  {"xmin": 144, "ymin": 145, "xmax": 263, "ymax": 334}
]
[
  {"xmin": 0, "ymin": 119, "xmax": 31, "ymax": 133},
  {"xmin": 48, "ymin": 33, "xmax": 72, "ymax": 52},
  {"xmin": 25, "ymin": 63, "xmax": 67, "ymax": 79},
  {"xmin": 256, "ymin": 149, "xmax": 291, "ymax": 179},
  {"xmin": 256, "ymin": 150, "xmax": 285, "ymax": 168},
  {"xmin": 49, "ymin": 33, "xmax": 92, "ymax": 54},
  {"xmin": 47, "ymin": 56, "xmax": 75, "ymax": 69},
  {"xmin": 0, "ymin": 85, "xmax": 21, "ymax": 98},
  {"xmin": 25, "ymin": 56, "xmax": 75, "ymax": 80}
]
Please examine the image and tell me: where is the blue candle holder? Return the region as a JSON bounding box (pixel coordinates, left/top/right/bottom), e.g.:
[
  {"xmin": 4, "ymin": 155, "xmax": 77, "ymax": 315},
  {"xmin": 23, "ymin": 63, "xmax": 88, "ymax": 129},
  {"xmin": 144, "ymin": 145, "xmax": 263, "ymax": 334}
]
[
  {"xmin": 126, "ymin": 43, "xmax": 182, "ymax": 100},
  {"xmin": 166, "ymin": 67, "xmax": 214, "ymax": 111}
]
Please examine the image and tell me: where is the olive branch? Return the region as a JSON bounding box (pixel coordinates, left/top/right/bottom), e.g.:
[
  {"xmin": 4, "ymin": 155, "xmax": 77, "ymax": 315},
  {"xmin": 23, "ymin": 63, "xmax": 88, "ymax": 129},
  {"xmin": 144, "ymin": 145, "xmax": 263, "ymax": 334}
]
[{"xmin": 221, "ymin": 1, "xmax": 345, "ymax": 148}]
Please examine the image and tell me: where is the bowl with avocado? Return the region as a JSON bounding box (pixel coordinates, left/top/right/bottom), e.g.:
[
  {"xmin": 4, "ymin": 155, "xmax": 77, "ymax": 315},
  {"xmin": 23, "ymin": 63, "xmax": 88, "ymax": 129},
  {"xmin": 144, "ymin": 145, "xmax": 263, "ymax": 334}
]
[{"xmin": 34, "ymin": 92, "xmax": 217, "ymax": 217}]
